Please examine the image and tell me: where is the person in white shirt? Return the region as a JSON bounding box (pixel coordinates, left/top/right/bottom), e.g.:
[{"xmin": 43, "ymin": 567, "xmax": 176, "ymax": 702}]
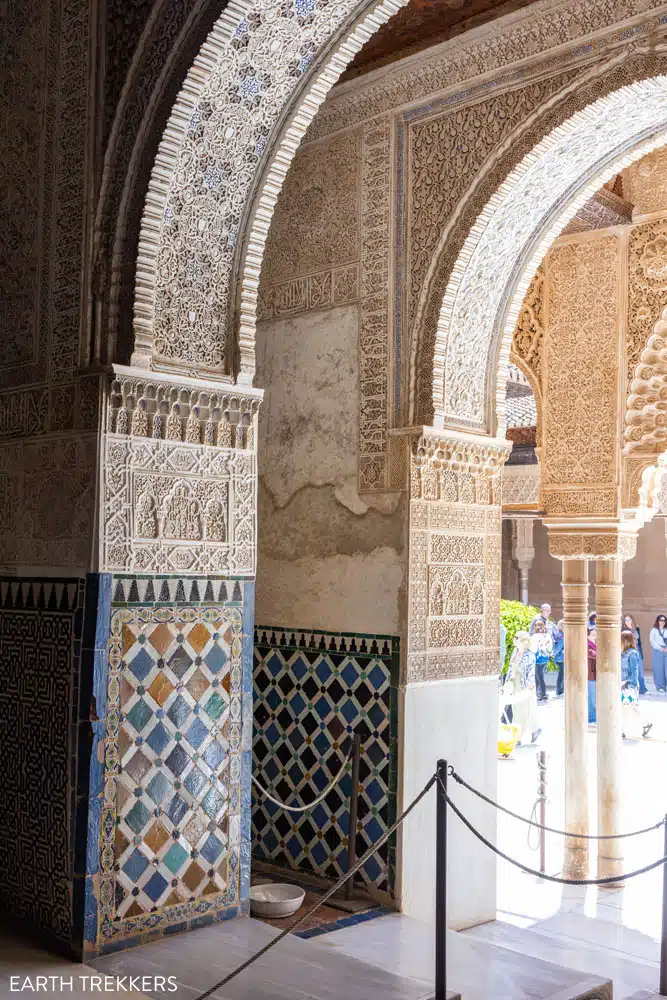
[{"xmin": 650, "ymin": 614, "xmax": 667, "ymax": 693}]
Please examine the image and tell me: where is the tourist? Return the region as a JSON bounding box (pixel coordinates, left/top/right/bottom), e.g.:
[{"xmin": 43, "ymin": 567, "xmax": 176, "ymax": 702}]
[
  {"xmin": 621, "ymin": 630, "xmax": 653, "ymax": 739},
  {"xmin": 588, "ymin": 611, "xmax": 597, "ymax": 632},
  {"xmin": 530, "ymin": 602, "xmax": 558, "ymax": 639},
  {"xmin": 553, "ymin": 619, "xmax": 565, "ymax": 697},
  {"xmin": 504, "ymin": 630, "xmax": 541, "ymax": 746},
  {"xmin": 532, "ymin": 618, "xmax": 553, "ymax": 703},
  {"xmin": 650, "ymin": 614, "xmax": 667, "ymax": 693},
  {"xmin": 587, "ymin": 627, "xmax": 597, "ymax": 725},
  {"xmin": 623, "ymin": 613, "xmax": 647, "ymax": 695}
]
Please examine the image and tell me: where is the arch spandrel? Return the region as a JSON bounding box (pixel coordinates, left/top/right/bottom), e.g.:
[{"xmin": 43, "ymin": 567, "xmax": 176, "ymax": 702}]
[{"xmin": 132, "ymin": 0, "xmax": 409, "ymax": 379}]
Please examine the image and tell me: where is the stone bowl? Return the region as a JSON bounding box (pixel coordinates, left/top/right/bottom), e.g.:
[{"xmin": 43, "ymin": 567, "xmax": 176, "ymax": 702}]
[{"xmin": 249, "ymin": 883, "xmax": 305, "ymax": 918}]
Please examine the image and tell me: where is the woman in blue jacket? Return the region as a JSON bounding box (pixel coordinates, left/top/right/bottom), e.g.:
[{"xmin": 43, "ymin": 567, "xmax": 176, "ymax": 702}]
[{"xmin": 621, "ymin": 630, "xmax": 652, "ymax": 739}]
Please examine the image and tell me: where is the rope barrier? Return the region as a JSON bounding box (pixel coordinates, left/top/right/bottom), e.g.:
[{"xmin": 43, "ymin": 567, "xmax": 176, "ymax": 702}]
[
  {"xmin": 440, "ymin": 776, "xmax": 667, "ymax": 886},
  {"xmin": 450, "ymin": 766, "xmax": 665, "ymax": 840},
  {"xmin": 251, "ymin": 742, "xmax": 353, "ymax": 813},
  {"xmin": 191, "ymin": 774, "xmax": 437, "ymax": 1000}
]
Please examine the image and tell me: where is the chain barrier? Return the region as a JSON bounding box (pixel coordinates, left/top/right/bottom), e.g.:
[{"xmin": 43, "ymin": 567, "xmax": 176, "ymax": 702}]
[
  {"xmin": 190, "ymin": 761, "xmax": 667, "ymax": 1000},
  {"xmin": 449, "ymin": 765, "xmax": 665, "ymax": 839},
  {"xmin": 190, "ymin": 774, "xmax": 437, "ymax": 1000},
  {"xmin": 251, "ymin": 740, "xmax": 353, "ymax": 813},
  {"xmin": 440, "ymin": 775, "xmax": 667, "ymax": 886}
]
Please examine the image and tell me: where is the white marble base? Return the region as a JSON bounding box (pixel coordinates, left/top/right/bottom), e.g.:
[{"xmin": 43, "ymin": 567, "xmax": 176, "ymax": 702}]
[{"xmin": 398, "ymin": 676, "xmax": 498, "ymax": 930}]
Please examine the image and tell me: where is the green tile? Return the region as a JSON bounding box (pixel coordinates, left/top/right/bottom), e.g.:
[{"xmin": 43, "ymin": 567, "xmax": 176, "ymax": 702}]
[{"xmin": 163, "ymin": 842, "xmax": 188, "ymax": 875}]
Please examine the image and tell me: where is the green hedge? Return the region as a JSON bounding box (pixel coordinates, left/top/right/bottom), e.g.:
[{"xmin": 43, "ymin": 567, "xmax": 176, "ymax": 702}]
[{"xmin": 500, "ymin": 598, "xmax": 539, "ymax": 676}]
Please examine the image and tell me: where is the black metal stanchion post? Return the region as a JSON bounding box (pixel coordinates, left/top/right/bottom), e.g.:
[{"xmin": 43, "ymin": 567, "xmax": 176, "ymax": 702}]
[
  {"xmin": 435, "ymin": 759, "xmax": 448, "ymax": 1000},
  {"xmin": 539, "ymin": 750, "xmax": 546, "ymax": 876},
  {"xmin": 345, "ymin": 732, "xmax": 362, "ymax": 900},
  {"xmin": 660, "ymin": 814, "xmax": 667, "ymax": 995}
]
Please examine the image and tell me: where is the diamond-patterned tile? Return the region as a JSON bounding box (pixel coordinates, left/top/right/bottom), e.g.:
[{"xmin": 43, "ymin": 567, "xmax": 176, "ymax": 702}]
[
  {"xmin": 188, "ymin": 622, "xmax": 211, "ymax": 654},
  {"xmin": 104, "ymin": 603, "xmax": 241, "ymax": 939},
  {"xmin": 168, "ymin": 646, "xmax": 194, "ymax": 680},
  {"xmin": 253, "ymin": 626, "xmax": 398, "ymax": 895},
  {"xmin": 148, "ymin": 673, "xmax": 174, "ymax": 707},
  {"xmin": 186, "ymin": 668, "xmax": 210, "ymax": 702},
  {"xmin": 149, "ymin": 623, "xmax": 174, "ymax": 655}
]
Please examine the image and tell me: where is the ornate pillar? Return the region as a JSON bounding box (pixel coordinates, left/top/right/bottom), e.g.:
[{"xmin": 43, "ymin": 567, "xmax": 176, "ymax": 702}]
[
  {"xmin": 549, "ymin": 527, "xmax": 637, "ymax": 882},
  {"xmin": 392, "ymin": 427, "xmax": 510, "ymax": 930},
  {"xmin": 560, "ymin": 558, "xmax": 589, "ymax": 878},
  {"xmin": 511, "ymin": 517, "xmax": 536, "ymax": 605},
  {"xmin": 595, "ymin": 557, "xmax": 624, "ymax": 880}
]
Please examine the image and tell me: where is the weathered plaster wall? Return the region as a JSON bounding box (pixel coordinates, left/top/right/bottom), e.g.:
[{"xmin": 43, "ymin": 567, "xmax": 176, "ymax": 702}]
[{"xmin": 255, "ymin": 304, "xmax": 405, "ymax": 635}]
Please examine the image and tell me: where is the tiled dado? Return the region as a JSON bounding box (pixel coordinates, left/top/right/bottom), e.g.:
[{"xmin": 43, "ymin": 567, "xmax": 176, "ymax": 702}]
[
  {"xmin": 0, "ymin": 576, "xmax": 89, "ymax": 953},
  {"xmin": 84, "ymin": 576, "xmax": 253, "ymax": 956},
  {"xmin": 253, "ymin": 627, "xmax": 399, "ymax": 896}
]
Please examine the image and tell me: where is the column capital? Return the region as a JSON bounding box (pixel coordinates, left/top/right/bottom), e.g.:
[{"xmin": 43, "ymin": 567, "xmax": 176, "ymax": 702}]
[
  {"xmin": 546, "ymin": 521, "xmax": 637, "ymax": 561},
  {"xmin": 391, "ymin": 425, "xmax": 511, "ymax": 476}
]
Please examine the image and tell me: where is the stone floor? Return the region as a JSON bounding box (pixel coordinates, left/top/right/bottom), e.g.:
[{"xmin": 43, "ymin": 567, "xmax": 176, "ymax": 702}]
[
  {"xmin": 487, "ymin": 687, "xmax": 667, "ymax": 998},
  {"xmin": 4, "ymin": 688, "xmax": 666, "ymax": 999}
]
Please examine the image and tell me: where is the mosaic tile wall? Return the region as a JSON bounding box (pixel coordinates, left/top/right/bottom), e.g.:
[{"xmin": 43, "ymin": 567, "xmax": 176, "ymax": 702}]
[
  {"xmin": 84, "ymin": 576, "xmax": 253, "ymax": 956},
  {"xmin": 253, "ymin": 627, "xmax": 399, "ymax": 895},
  {"xmin": 0, "ymin": 576, "xmax": 92, "ymax": 953}
]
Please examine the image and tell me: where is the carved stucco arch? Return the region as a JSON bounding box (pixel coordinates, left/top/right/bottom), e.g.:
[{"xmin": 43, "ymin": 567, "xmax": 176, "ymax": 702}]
[
  {"xmin": 427, "ymin": 76, "xmax": 667, "ymax": 436},
  {"xmin": 132, "ymin": 0, "xmax": 409, "ymax": 378},
  {"xmin": 625, "ymin": 307, "xmax": 667, "ymax": 512}
]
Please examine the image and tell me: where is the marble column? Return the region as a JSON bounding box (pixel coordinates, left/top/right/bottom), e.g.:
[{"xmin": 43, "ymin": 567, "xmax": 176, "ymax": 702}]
[
  {"xmin": 512, "ymin": 518, "xmax": 536, "ymax": 605},
  {"xmin": 595, "ymin": 557, "xmax": 624, "ymax": 880},
  {"xmin": 561, "ymin": 558, "xmax": 590, "ymax": 879}
]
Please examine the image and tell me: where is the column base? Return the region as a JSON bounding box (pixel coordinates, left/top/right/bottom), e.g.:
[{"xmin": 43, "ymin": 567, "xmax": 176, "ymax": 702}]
[
  {"xmin": 563, "ymin": 840, "xmax": 589, "ymax": 880},
  {"xmin": 597, "ymin": 853, "xmax": 624, "ymax": 885}
]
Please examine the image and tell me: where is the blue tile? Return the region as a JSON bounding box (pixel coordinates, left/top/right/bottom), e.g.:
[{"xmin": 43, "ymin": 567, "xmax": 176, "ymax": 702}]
[
  {"xmin": 146, "ymin": 771, "xmax": 171, "ymax": 805},
  {"xmin": 202, "ymin": 739, "xmax": 225, "ymax": 771},
  {"xmin": 129, "ymin": 649, "xmax": 154, "ymax": 682},
  {"xmin": 146, "ymin": 720, "xmax": 170, "ymax": 755},
  {"xmin": 200, "ymin": 833, "xmax": 223, "ymax": 864},
  {"xmin": 205, "ymin": 645, "xmax": 228, "ymax": 674},
  {"xmin": 167, "ymin": 694, "xmax": 191, "ymax": 729},
  {"xmin": 143, "ymin": 871, "xmax": 168, "ymax": 903},
  {"xmin": 166, "ymin": 792, "xmax": 188, "ymax": 825},
  {"xmin": 122, "ymin": 849, "xmax": 150, "ymax": 882},
  {"xmin": 186, "ymin": 717, "xmax": 209, "ymax": 750}
]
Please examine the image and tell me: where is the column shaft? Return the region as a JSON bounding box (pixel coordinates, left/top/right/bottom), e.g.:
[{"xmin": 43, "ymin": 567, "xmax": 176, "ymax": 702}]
[
  {"xmin": 595, "ymin": 558, "xmax": 624, "ymax": 880},
  {"xmin": 561, "ymin": 558, "xmax": 589, "ymax": 878}
]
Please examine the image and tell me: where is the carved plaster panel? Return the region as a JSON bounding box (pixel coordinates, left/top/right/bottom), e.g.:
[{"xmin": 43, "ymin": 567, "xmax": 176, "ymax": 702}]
[
  {"xmin": 0, "ymin": 0, "xmax": 89, "ymax": 390},
  {"xmin": 626, "ymin": 307, "xmax": 667, "ymax": 455},
  {"xmin": 547, "ymin": 528, "xmax": 637, "ymax": 561},
  {"xmin": 359, "ymin": 117, "xmax": 392, "ymax": 493},
  {"xmin": 627, "ymin": 219, "xmax": 667, "ymax": 395},
  {"xmin": 103, "ymin": 372, "xmax": 260, "ymax": 574},
  {"xmin": 138, "ymin": 0, "xmax": 406, "ymax": 375},
  {"xmin": 406, "ymin": 430, "xmax": 508, "ymax": 683},
  {"xmin": 308, "ymin": 0, "xmax": 667, "ymax": 142},
  {"xmin": 0, "ymin": 435, "xmax": 96, "ymax": 570},
  {"xmin": 260, "ymin": 130, "xmax": 361, "ymax": 288},
  {"xmin": 501, "ymin": 463, "xmax": 541, "ymax": 509},
  {"xmin": 542, "ymin": 235, "xmax": 622, "ymax": 517},
  {"xmin": 623, "ymin": 147, "xmax": 667, "ymax": 217},
  {"xmin": 511, "ymin": 267, "xmax": 544, "ymax": 396}
]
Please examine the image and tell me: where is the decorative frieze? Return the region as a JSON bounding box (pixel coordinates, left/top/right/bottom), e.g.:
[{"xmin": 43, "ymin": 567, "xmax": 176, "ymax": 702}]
[
  {"xmin": 107, "ymin": 371, "xmax": 260, "ymax": 451},
  {"xmin": 102, "ymin": 371, "xmax": 261, "ymax": 575},
  {"xmin": 257, "ymin": 265, "xmax": 359, "ymax": 322},
  {"xmin": 358, "ymin": 117, "xmax": 392, "ymax": 493},
  {"xmin": 547, "ymin": 526, "xmax": 638, "ymax": 561}
]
